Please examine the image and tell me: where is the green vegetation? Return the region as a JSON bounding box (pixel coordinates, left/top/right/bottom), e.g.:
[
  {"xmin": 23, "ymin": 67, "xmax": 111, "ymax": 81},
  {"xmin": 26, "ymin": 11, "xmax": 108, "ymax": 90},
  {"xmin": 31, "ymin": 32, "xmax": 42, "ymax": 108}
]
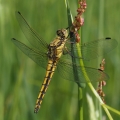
[{"xmin": 0, "ymin": 0, "xmax": 120, "ymax": 119}]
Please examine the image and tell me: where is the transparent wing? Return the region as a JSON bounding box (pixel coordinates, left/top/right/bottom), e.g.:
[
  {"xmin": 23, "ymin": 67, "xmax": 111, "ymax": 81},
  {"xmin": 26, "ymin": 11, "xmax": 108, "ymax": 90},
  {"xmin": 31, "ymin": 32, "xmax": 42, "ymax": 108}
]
[
  {"xmin": 12, "ymin": 38, "xmax": 109, "ymax": 84},
  {"xmin": 65, "ymin": 38, "xmax": 118, "ymax": 60},
  {"xmin": 15, "ymin": 11, "xmax": 48, "ymax": 52},
  {"xmin": 12, "ymin": 38, "xmax": 48, "ymax": 69},
  {"xmin": 57, "ymin": 59, "xmax": 109, "ymax": 83}
]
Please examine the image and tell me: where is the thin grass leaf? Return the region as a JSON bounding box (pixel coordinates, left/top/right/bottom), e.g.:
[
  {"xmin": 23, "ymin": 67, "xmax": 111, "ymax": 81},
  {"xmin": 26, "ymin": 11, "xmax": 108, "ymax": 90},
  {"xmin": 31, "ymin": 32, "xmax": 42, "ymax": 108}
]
[
  {"xmin": 65, "ymin": 0, "xmax": 86, "ymax": 88},
  {"xmin": 103, "ymin": 104, "xmax": 120, "ymax": 116},
  {"xmin": 65, "ymin": 1, "xmax": 84, "ymax": 120}
]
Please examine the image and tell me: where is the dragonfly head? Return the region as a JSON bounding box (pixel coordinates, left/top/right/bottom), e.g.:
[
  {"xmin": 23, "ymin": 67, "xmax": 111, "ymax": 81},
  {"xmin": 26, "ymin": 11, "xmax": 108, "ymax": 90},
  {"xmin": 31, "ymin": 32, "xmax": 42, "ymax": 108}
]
[{"xmin": 56, "ymin": 29, "xmax": 68, "ymax": 40}]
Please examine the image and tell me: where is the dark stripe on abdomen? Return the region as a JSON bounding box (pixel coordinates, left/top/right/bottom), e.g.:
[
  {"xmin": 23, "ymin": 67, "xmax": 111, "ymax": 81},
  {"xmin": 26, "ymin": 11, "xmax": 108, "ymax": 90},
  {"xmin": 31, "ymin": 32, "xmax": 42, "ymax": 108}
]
[{"xmin": 34, "ymin": 61, "xmax": 57, "ymax": 113}]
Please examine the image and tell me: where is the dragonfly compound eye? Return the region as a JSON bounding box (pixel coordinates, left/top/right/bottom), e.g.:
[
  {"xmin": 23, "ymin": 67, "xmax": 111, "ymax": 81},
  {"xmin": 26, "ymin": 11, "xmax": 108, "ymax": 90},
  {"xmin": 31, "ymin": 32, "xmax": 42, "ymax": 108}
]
[{"xmin": 57, "ymin": 30, "xmax": 63, "ymax": 36}]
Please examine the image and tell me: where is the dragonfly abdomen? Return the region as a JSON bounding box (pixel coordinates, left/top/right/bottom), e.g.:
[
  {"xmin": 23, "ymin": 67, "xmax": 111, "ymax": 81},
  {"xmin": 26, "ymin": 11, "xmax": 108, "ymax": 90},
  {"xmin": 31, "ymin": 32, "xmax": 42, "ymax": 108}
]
[{"xmin": 34, "ymin": 60, "xmax": 57, "ymax": 113}]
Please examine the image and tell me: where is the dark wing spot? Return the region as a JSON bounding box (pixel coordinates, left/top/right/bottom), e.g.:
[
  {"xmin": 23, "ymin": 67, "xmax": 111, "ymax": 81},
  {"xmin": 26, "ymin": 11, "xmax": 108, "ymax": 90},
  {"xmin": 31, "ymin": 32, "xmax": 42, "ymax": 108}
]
[{"xmin": 105, "ymin": 37, "xmax": 111, "ymax": 40}]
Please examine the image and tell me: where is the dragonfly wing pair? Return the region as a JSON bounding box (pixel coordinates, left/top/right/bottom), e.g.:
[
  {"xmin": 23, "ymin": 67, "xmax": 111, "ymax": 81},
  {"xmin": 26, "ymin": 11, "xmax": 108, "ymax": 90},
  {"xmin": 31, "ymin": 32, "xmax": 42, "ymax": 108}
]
[
  {"xmin": 12, "ymin": 37, "xmax": 109, "ymax": 84},
  {"xmin": 12, "ymin": 11, "xmax": 118, "ymax": 84}
]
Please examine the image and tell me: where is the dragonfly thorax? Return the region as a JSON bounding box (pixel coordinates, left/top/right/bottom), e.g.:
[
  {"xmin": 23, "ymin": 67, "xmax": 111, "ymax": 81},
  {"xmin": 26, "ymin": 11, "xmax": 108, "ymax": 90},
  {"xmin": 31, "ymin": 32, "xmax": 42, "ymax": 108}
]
[{"xmin": 47, "ymin": 29, "xmax": 68, "ymax": 61}]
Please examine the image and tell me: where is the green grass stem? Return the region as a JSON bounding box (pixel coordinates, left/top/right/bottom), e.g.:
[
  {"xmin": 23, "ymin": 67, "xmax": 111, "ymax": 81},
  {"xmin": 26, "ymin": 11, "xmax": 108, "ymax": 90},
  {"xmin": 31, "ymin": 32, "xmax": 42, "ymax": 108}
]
[{"xmin": 65, "ymin": 0, "xmax": 84, "ymax": 120}]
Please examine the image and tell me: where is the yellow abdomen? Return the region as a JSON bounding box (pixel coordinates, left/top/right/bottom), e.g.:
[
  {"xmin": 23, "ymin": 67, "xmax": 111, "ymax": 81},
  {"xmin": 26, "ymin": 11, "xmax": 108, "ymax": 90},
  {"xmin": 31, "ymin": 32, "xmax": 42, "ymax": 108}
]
[{"xmin": 34, "ymin": 60, "xmax": 57, "ymax": 113}]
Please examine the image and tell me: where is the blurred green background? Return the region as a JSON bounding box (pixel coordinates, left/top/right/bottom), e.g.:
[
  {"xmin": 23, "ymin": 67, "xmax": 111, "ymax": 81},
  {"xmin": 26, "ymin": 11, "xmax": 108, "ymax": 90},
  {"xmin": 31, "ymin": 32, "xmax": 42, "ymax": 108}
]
[{"xmin": 0, "ymin": 0, "xmax": 120, "ymax": 120}]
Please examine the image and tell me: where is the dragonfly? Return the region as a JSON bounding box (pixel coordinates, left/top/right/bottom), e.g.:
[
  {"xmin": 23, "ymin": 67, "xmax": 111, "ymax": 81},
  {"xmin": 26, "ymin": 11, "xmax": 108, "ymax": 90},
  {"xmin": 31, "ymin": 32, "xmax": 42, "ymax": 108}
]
[{"xmin": 12, "ymin": 11, "xmax": 117, "ymax": 113}]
